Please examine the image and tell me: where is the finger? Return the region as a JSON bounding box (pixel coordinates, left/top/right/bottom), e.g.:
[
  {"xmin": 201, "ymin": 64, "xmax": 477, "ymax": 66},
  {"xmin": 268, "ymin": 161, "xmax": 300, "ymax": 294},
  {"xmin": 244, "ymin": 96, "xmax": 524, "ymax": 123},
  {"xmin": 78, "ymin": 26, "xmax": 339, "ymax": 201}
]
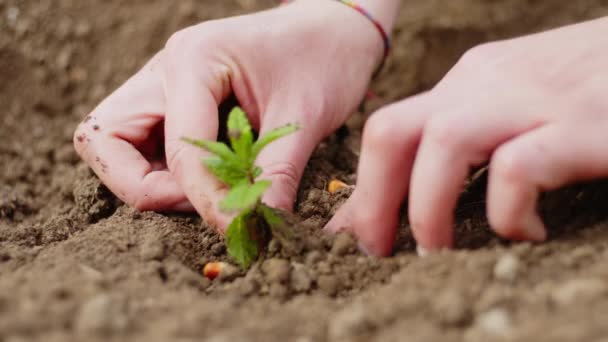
[
  {"xmin": 163, "ymin": 29, "xmax": 233, "ymax": 230},
  {"xmin": 408, "ymin": 105, "xmax": 546, "ymax": 251},
  {"xmin": 74, "ymin": 52, "xmax": 193, "ymax": 212},
  {"xmin": 255, "ymin": 102, "xmax": 324, "ymax": 212},
  {"xmin": 487, "ymin": 119, "xmax": 608, "ymax": 241},
  {"xmin": 325, "ymin": 93, "xmax": 432, "ymax": 256}
]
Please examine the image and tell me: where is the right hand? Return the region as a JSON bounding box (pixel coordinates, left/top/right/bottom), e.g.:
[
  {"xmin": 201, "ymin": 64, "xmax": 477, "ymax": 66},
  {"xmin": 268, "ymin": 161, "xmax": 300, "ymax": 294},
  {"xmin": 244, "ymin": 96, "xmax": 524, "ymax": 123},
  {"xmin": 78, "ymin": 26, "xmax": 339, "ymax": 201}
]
[
  {"xmin": 325, "ymin": 17, "xmax": 608, "ymax": 256},
  {"xmin": 74, "ymin": 0, "xmax": 385, "ymax": 230}
]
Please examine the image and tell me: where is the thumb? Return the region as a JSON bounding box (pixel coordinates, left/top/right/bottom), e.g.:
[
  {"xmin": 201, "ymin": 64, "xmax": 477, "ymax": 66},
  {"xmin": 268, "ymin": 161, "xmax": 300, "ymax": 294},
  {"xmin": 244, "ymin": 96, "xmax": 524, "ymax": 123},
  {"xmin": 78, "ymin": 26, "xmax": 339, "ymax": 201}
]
[{"xmin": 255, "ymin": 118, "xmax": 320, "ymax": 212}]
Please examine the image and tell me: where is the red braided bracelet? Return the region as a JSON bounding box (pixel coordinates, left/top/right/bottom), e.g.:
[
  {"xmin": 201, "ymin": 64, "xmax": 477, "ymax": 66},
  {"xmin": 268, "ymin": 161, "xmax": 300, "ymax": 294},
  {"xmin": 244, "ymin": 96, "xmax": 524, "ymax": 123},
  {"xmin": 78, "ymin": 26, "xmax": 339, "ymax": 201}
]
[{"xmin": 280, "ymin": 0, "xmax": 391, "ymax": 77}]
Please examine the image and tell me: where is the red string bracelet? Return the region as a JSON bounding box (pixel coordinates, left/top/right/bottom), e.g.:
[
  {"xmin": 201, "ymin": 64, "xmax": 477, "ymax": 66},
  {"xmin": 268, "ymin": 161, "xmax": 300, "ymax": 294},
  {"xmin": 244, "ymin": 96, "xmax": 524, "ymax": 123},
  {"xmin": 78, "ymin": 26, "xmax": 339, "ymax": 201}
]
[{"xmin": 280, "ymin": 0, "xmax": 391, "ymax": 78}]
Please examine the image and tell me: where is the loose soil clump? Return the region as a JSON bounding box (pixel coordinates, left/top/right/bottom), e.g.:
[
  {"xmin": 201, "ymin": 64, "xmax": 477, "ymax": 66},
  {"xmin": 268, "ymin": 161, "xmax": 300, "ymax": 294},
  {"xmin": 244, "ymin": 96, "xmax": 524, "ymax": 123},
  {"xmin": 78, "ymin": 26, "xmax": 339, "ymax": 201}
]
[{"xmin": 2, "ymin": 1, "xmax": 608, "ymax": 341}]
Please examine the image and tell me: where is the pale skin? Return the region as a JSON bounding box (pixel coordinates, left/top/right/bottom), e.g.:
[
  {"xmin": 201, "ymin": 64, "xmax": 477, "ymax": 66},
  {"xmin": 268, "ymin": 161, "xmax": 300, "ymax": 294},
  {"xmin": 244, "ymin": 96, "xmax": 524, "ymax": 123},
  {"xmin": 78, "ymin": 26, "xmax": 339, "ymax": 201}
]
[
  {"xmin": 74, "ymin": 0, "xmax": 399, "ymax": 229},
  {"xmin": 327, "ymin": 16, "xmax": 608, "ymax": 256},
  {"xmin": 74, "ymin": 1, "xmax": 608, "ymax": 254}
]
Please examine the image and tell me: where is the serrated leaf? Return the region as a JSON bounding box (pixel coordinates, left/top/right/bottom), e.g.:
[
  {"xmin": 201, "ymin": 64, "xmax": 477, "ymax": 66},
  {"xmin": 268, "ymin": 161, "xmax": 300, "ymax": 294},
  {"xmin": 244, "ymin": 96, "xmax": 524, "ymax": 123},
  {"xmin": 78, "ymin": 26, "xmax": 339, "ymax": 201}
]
[
  {"xmin": 259, "ymin": 204, "xmax": 294, "ymax": 247},
  {"xmin": 251, "ymin": 124, "xmax": 300, "ymax": 159},
  {"xmin": 252, "ymin": 166, "xmax": 262, "ymax": 178},
  {"xmin": 182, "ymin": 137, "xmax": 242, "ymax": 166},
  {"xmin": 227, "ymin": 107, "xmax": 254, "ymax": 162},
  {"xmin": 220, "ymin": 180, "xmax": 272, "ymax": 212},
  {"xmin": 225, "ymin": 212, "xmax": 258, "ymax": 268},
  {"xmin": 259, "ymin": 203, "xmax": 283, "ymax": 225},
  {"xmin": 204, "ymin": 157, "xmax": 248, "ymax": 187}
]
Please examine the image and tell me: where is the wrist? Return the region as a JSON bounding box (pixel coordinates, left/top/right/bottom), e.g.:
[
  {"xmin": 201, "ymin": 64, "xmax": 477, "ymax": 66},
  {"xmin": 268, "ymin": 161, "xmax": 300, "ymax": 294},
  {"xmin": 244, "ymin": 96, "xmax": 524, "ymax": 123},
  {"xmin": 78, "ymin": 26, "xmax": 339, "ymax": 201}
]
[
  {"xmin": 286, "ymin": 0, "xmax": 399, "ymax": 76},
  {"xmin": 283, "ymin": 0, "xmax": 400, "ymax": 33},
  {"xmin": 353, "ymin": 0, "xmax": 401, "ymax": 33}
]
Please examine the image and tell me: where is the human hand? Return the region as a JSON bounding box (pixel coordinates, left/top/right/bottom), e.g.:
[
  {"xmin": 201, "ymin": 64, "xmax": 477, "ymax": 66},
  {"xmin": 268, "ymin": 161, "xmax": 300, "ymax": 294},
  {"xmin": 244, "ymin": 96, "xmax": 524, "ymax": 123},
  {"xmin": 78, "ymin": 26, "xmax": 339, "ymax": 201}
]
[
  {"xmin": 326, "ymin": 17, "xmax": 608, "ymax": 256},
  {"xmin": 73, "ymin": 0, "xmax": 386, "ymax": 230}
]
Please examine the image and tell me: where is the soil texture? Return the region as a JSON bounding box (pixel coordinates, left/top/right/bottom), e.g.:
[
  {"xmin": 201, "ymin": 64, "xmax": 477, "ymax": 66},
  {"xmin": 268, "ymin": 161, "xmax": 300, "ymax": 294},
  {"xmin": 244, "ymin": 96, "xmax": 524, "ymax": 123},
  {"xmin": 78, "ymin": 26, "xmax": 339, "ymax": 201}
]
[{"xmin": 2, "ymin": 0, "xmax": 608, "ymax": 341}]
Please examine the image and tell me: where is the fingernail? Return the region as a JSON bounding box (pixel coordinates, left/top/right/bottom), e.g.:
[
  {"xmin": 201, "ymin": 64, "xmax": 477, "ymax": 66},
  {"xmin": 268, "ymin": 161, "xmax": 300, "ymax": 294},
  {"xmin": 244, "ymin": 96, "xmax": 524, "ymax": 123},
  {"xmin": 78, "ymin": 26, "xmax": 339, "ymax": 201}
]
[
  {"xmin": 416, "ymin": 245, "xmax": 429, "ymax": 257},
  {"xmin": 523, "ymin": 213, "xmax": 547, "ymax": 242}
]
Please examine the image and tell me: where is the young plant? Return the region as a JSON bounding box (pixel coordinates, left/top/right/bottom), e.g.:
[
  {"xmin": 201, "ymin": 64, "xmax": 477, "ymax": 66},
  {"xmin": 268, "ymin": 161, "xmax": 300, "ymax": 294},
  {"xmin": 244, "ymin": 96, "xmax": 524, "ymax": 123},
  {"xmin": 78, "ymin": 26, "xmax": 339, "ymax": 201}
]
[{"xmin": 183, "ymin": 107, "xmax": 299, "ymax": 268}]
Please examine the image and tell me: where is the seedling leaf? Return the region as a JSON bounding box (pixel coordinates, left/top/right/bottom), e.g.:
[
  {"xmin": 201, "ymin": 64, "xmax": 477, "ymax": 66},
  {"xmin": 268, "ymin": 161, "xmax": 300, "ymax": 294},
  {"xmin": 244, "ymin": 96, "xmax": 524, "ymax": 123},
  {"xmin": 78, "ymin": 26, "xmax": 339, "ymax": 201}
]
[
  {"xmin": 259, "ymin": 203, "xmax": 283, "ymax": 226},
  {"xmin": 259, "ymin": 204, "xmax": 294, "ymax": 249},
  {"xmin": 221, "ymin": 180, "xmax": 272, "ymax": 212},
  {"xmin": 252, "ymin": 124, "xmax": 299, "ymax": 159},
  {"xmin": 182, "ymin": 137, "xmax": 242, "ymax": 166},
  {"xmin": 225, "ymin": 212, "xmax": 258, "ymax": 268},
  {"xmin": 227, "ymin": 107, "xmax": 254, "ymax": 161},
  {"xmin": 252, "ymin": 166, "xmax": 263, "ymax": 178},
  {"xmin": 204, "ymin": 157, "xmax": 248, "ymax": 187},
  {"xmin": 187, "ymin": 107, "xmax": 299, "ymax": 269}
]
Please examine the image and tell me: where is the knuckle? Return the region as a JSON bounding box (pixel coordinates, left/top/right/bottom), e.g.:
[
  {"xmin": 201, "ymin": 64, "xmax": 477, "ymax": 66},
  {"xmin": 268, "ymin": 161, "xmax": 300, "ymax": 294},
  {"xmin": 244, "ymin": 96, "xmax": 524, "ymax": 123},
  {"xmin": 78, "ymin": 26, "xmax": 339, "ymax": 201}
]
[
  {"xmin": 363, "ymin": 109, "xmax": 408, "ymax": 149},
  {"xmin": 423, "ymin": 115, "xmax": 468, "ymax": 150},
  {"xmin": 165, "ymin": 143, "xmax": 186, "ymax": 178},
  {"xmin": 458, "ymin": 42, "xmax": 501, "ymax": 68},
  {"xmin": 164, "ymin": 25, "xmax": 217, "ymax": 62},
  {"xmin": 262, "ymin": 161, "xmax": 300, "ymax": 203},
  {"xmin": 165, "ymin": 28, "xmax": 194, "ymax": 53}
]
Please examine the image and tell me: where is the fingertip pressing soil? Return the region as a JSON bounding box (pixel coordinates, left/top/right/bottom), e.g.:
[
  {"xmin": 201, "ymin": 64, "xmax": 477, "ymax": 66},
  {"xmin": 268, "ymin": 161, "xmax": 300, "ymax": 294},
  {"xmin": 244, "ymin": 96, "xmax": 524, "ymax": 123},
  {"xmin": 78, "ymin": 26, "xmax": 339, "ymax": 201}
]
[{"xmin": 3, "ymin": 1, "xmax": 608, "ymax": 341}]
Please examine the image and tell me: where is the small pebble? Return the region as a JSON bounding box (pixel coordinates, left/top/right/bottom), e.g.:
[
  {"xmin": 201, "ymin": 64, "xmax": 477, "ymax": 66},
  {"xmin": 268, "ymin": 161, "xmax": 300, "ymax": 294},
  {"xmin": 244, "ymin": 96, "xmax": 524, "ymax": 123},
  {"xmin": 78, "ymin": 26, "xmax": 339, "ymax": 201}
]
[
  {"xmin": 267, "ymin": 239, "xmax": 282, "ymax": 255},
  {"xmin": 317, "ymin": 275, "xmax": 339, "ymax": 297},
  {"xmin": 305, "ymin": 251, "xmax": 323, "ymax": 265},
  {"xmin": 262, "ymin": 258, "xmax": 290, "ymax": 284},
  {"xmin": 433, "ymin": 290, "xmax": 471, "ymax": 326},
  {"xmin": 56, "ymin": 47, "xmax": 73, "ymax": 70},
  {"xmin": 140, "ymin": 235, "xmax": 165, "ymax": 261},
  {"xmin": 551, "ymin": 278, "xmax": 607, "ymax": 306},
  {"xmin": 6, "ymin": 6, "xmax": 19, "ymax": 26},
  {"xmin": 291, "ymin": 263, "xmax": 312, "ymax": 292},
  {"xmin": 331, "ymin": 233, "xmax": 355, "ymax": 256},
  {"xmin": 493, "ymin": 253, "xmax": 520, "ymax": 283},
  {"xmin": 74, "ymin": 21, "xmax": 91, "ymax": 37},
  {"xmin": 317, "ymin": 261, "xmax": 332, "ymax": 275},
  {"xmin": 210, "ymin": 243, "xmax": 224, "ymax": 256},
  {"xmin": 75, "ymin": 294, "xmax": 129, "ymax": 335},
  {"xmin": 474, "ymin": 308, "xmax": 512, "ymax": 338}
]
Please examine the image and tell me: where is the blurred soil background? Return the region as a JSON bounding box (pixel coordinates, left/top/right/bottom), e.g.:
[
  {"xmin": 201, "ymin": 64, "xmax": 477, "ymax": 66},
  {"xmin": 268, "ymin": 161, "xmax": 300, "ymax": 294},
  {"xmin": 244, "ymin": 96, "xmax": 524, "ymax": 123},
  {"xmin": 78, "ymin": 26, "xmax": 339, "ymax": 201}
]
[{"xmin": 2, "ymin": 1, "xmax": 608, "ymax": 341}]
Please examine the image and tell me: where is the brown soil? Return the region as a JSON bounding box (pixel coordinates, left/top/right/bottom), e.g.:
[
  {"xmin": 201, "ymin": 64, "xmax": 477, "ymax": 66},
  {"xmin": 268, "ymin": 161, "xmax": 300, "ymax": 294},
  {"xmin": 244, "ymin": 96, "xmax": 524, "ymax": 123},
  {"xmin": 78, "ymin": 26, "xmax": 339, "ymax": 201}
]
[{"xmin": 2, "ymin": 1, "xmax": 608, "ymax": 341}]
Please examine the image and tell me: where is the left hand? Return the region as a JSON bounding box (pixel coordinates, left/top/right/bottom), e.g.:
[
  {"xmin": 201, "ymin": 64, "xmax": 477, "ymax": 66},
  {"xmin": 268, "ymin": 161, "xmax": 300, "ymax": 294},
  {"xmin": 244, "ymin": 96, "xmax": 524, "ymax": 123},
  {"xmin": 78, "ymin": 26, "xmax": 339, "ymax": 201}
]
[
  {"xmin": 74, "ymin": 0, "xmax": 384, "ymax": 230},
  {"xmin": 326, "ymin": 17, "xmax": 608, "ymax": 256}
]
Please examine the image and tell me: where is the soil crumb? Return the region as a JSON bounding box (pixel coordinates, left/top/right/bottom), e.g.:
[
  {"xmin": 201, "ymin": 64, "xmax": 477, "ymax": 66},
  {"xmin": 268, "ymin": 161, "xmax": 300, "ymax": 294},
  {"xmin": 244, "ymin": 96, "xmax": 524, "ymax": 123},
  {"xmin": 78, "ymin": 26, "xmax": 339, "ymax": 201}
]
[{"xmin": 2, "ymin": 0, "xmax": 608, "ymax": 341}]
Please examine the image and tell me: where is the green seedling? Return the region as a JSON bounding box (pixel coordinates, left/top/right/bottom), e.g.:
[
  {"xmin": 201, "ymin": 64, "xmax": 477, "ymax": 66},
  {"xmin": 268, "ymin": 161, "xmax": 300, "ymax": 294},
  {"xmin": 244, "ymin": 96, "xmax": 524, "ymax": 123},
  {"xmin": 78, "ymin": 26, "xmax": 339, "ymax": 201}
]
[{"xmin": 183, "ymin": 107, "xmax": 299, "ymax": 268}]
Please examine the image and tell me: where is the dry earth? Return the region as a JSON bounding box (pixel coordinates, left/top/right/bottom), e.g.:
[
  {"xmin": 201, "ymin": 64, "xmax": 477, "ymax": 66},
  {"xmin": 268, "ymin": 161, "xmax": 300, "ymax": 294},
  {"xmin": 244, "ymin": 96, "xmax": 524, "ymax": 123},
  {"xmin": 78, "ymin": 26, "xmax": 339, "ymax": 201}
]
[{"xmin": 2, "ymin": 1, "xmax": 608, "ymax": 341}]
